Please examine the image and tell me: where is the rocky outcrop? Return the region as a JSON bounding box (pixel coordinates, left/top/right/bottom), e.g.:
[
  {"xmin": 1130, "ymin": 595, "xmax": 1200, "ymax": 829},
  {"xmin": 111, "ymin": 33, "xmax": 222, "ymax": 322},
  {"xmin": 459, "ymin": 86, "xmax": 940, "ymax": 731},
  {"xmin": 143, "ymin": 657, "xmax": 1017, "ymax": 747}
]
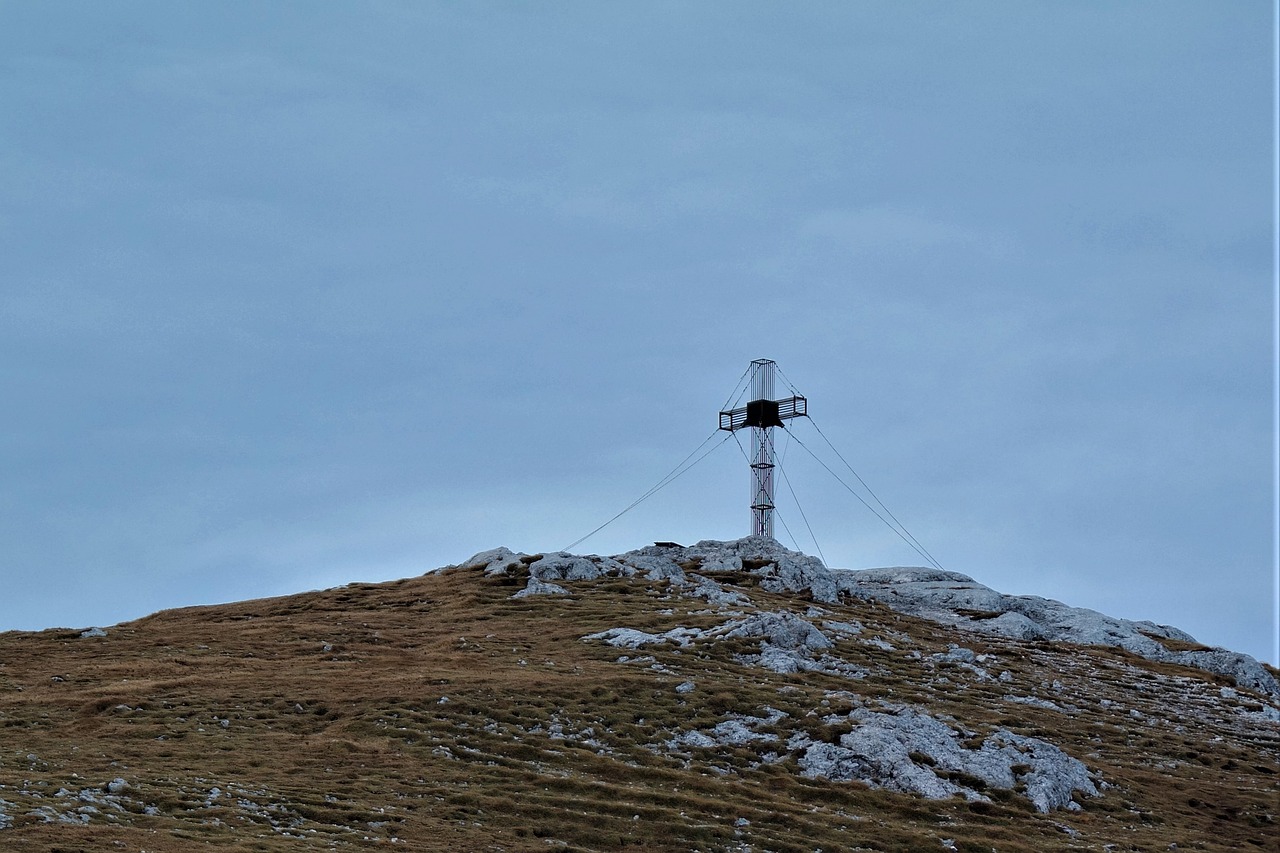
[
  {"xmin": 797, "ymin": 706, "xmax": 1098, "ymax": 813},
  {"xmin": 835, "ymin": 566, "xmax": 1280, "ymax": 699},
  {"xmin": 613, "ymin": 547, "xmax": 688, "ymax": 583},
  {"xmin": 528, "ymin": 553, "xmax": 629, "ymax": 582},
  {"xmin": 611, "ymin": 538, "xmax": 840, "ymax": 602},
  {"xmin": 683, "ymin": 537, "xmax": 839, "ymax": 602},
  {"xmin": 688, "ymin": 575, "xmax": 751, "ymax": 607},
  {"xmin": 719, "ymin": 611, "xmax": 832, "ymax": 651},
  {"xmin": 718, "ymin": 611, "xmax": 867, "ymax": 677},
  {"xmin": 457, "ymin": 546, "xmax": 527, "ymax": 577}
]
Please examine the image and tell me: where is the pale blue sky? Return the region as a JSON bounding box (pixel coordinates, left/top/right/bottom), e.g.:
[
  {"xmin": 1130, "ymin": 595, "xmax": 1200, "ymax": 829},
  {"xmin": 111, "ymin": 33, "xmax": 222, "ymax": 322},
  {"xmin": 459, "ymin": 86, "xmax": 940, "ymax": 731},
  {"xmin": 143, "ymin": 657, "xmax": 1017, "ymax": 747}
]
[{"xmin": 1, "ymin": 2, "xmax": 1274, "ymax": 663}]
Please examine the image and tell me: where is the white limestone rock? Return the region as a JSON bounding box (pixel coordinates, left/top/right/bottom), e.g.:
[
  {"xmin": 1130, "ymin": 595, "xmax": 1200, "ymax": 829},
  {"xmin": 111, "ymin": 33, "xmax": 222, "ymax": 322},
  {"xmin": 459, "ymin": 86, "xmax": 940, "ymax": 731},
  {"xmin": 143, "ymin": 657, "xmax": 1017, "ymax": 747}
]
[
  {"xmin": 665, "ymin": 710, "xmax": 786, "ymax": 752},
  {"xmin": 583, "ymin": 626, "xmax": 705, "ymax": 649},
  {"xmin": 705, "ymin": 611, "xmax": 867, "ymax": 678},
  {"xmin": 661, "ymin": 537, "xmax": 841, "ymax": 602},
  {"xmin": 687, "ymin": 575, "xmax": 752, "ymax": 608},
  {"xmin": 699, "ymin": 554, "xmax": 744, "ymax": 572},
  {"xmin": 992, "ymin": 730, "xmax": 1098, "ymax": 813},
  {"xmin": 615, "ymin": 549, "xmax": 688, "ymax": 583},
  {"xmin": 1005, "ymin": 695, "xmax": 1069, "ymax": 713},
  {"xmin": 703, "ymin": 718, "xmax": 777, "ymax": 747},
  {"xmin": 821, "ymin": 619, "xmax": 864, "ymax": 637},
  {"xmin": 528, "ymin": 553, "xmax": 610, "ymax": 582},
  {"xmin": 758, "ymin": 553, "xmax": 839, "ymax": 603},
  {"xmin": 612, "ymin": 538, "xmax": 867, "ymax": 606},
  {"xmin": 834, "ymin": 566, "xmax": 1005, "ymax": 613},
  {"xmin": 512, "ymin": 578, "xmax": 569, "ymax": 598},
  {"xmin": 1250, "ymin": 704, "xmax": 1280, "ymax": 723},
  {"xmin": 1170, "ymin": 649, "xmax": 1279, "ymax": 697},
  {"xmin": 584, "ymin": 628, "xmax": 665, "ymax": 649},
  {"xmin": 458, "ymin": 547, "xmax": 527, "ymax": 577},
  {"xmin": 667, "ymin": 729, "xmax": 718, "ymax": 749},
  {"xmin": 749, "ymin": 643, "xmax": 869, "ymax": 678},
  {"xmin": 799, "ymin": 706, "xmax": 1097, "ymax": 812},
  {"xmin": 835, "ymin": 566, "xmax": 1280, "ymax": 699},
  {"xmin": 981, "ymin": 611, "xmax": 1045, "ymax": 640},
  {"xmin": 717, "ymin": 611, "xmax": 833, "ymax": 651},
  {"xmin": 586, "ymin": 608, "xmax": 866, "ymax": 678},
  {"xmin": 938, "ymin": 646, "xmax": 977, "ymax": 664}
]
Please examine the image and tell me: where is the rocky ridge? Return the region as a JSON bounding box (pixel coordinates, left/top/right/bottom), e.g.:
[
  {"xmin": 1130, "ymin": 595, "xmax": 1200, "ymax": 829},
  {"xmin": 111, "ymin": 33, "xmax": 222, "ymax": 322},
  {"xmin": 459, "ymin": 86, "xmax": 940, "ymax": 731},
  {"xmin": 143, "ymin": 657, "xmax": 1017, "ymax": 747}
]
[
  {"xmin": 474, "ymin": 537, "xmax": 1279, "ymax": 700},
  {"xmin": 467, "ymin": 537, "xmax": 1279, "ymax": 817},
  {"xmin": 835, "ymin": 565, "xmax": 1278, "ymax": 698}
]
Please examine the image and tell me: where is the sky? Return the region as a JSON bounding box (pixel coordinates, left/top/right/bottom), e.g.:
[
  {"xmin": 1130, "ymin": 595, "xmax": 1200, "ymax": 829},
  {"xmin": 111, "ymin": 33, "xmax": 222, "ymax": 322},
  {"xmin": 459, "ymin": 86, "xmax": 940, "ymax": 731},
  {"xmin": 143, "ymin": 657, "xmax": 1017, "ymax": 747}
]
[{"xmin": 1, "ymin": 2, "xmax": 1275, "ymax": 665}]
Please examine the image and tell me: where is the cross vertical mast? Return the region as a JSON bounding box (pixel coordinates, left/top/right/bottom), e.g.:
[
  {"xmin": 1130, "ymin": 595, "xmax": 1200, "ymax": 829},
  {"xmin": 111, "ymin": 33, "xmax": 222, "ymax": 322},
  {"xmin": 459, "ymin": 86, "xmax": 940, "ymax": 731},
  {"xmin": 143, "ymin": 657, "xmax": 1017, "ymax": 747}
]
[
  {"xmin": 718, "ymin": 358, "xmax": 807, "ymax": 539},
  {"xmin": 749, "ymin": 360, "xmax": 777, "ymax": 537}
]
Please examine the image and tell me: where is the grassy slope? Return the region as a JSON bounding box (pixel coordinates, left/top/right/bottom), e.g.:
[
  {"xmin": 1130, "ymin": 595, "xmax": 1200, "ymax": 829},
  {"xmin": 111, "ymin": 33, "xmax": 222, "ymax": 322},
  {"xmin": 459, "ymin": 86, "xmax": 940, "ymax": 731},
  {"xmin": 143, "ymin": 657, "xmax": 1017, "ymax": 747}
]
[{"xmin": 0, "ymin": 562, "xmax": 1276, "ymax": 852}]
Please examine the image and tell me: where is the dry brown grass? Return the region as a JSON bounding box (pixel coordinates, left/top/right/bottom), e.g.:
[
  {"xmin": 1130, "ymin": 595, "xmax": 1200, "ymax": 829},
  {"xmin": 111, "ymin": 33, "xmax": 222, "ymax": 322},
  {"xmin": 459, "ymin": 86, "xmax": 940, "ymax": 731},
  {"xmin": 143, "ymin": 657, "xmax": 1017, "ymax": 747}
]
[{"xmin": 0, "ymin": 564, "xmax": 1275, "ymax": 851}]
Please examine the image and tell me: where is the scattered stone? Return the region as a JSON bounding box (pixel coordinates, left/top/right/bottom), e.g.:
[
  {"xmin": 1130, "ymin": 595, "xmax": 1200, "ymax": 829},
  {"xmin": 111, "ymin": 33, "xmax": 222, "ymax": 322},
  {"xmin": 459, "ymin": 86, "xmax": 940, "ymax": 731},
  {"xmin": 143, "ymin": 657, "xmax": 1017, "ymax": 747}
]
[
  {"xmin": 512, "ymin": 578, "xmax": 570, "ymax": 598},
  {"xmin": 940, "ymin": 645, "xmax": 976, "ymax": 663},
  {"xmin": 1005, "ymin": 695, "xmax": 1069, "ymax": 713},
  {"xmin": 666, "ymin": 711, "xmax": 786, "ymax": 752},
  {"xmin": 821, "ymin": 619, "xmax": 863, "ymax": 636},
  {"xmin": 1250, "ymin": 704, "xmax": 1280, "ymax": 723},
  {"xmin": 583, "ymin": 627, "xmax": 703, "ymax": 649},
  {"xmin": 79, "ymin": 627, "xmax": 107, "ymax": 639},
  {"xmin": 686, "ymin": 575, "xmax": 751, "ymax": 607}
]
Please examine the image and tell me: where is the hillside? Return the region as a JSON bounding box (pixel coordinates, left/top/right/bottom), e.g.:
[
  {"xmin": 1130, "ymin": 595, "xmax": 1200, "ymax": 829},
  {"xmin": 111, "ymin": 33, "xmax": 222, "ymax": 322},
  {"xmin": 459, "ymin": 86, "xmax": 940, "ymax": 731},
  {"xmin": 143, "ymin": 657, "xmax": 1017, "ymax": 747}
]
[{"xmin": 0, "ymin": 538, "xmax": 1276, "ymax": 852}]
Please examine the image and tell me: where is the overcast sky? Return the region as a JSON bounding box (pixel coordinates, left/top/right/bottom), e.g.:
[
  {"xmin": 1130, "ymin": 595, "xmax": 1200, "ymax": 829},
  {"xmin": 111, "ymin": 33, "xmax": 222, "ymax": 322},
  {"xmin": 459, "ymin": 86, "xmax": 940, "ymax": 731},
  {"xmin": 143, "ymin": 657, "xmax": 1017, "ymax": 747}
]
[{"xmin": 2, "ymin": 2, "xmax": 1275, "ymax": 665}]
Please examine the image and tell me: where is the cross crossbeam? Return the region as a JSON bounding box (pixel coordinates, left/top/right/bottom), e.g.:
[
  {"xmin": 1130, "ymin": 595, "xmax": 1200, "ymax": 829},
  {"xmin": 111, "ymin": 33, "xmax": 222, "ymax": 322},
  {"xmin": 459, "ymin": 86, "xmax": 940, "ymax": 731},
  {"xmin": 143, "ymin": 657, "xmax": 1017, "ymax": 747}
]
[{"xmin": 718, "ymin": 395, "xmax": 806, "ymax": 432}]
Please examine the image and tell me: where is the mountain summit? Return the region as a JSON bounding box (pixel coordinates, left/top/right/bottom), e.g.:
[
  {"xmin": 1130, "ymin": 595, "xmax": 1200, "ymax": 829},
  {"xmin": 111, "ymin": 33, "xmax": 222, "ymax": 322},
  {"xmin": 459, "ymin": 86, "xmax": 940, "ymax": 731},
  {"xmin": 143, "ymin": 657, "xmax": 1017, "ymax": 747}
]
[{"xmin": 1, "ymin": 538, "xmax": 1275, "ymax": 851}]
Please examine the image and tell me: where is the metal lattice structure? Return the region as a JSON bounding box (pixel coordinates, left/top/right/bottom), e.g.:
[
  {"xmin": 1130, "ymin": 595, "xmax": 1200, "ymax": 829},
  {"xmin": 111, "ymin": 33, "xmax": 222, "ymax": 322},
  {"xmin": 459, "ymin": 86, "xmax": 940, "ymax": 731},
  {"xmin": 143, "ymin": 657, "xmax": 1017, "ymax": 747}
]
[{"xmin": 718, "ymin": 359, "xmax": 806, "ymax": 538}]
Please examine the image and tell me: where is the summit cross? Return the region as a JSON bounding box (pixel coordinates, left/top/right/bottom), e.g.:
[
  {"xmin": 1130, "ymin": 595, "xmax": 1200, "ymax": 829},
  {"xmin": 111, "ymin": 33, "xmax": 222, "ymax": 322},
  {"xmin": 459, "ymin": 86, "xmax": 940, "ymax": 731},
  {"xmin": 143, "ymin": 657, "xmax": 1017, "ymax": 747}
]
[{"xmin": 718, "ymin": 359, "xmax": 807, "ymax": 538}]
